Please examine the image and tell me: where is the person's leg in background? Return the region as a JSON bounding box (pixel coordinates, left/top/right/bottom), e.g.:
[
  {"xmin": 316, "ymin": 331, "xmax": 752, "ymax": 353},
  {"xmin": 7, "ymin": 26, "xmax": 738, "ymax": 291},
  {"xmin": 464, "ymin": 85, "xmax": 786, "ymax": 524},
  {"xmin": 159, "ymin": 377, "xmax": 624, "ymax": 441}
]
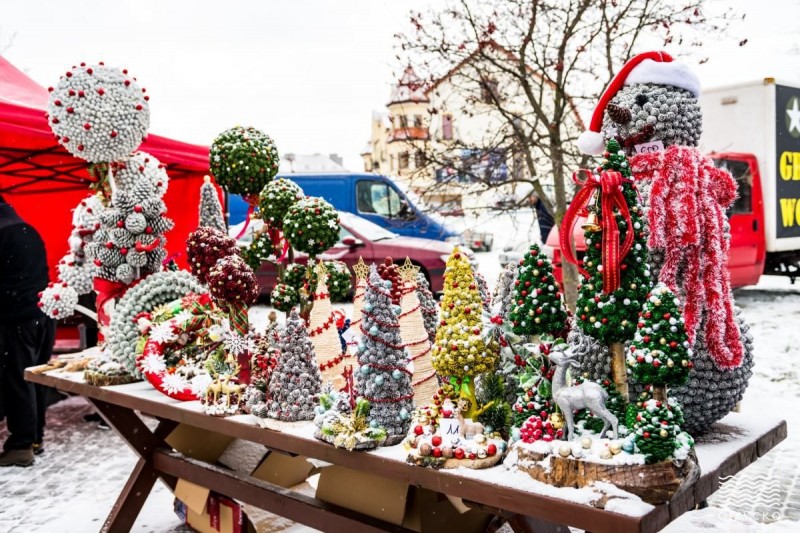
[
  {"xmin": 33, "ymin": 316, "xmax": 56, "ymax": 455},
  {"xmin": 0, "ymin": 318, "xmax": 47, "ymax": 467}
]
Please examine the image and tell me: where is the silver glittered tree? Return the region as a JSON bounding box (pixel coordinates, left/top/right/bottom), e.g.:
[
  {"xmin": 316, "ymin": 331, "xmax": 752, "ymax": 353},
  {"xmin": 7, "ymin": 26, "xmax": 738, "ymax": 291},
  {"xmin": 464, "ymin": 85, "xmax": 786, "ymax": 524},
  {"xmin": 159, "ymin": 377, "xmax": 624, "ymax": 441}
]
[
  {"xmin": 258, "ymin": 309, "xmax": 322, "ymax": 422},
  {"xmin": 355, "ymin": 267, "xmax": 414, "ymax": 445},
  {"xmin": 415, "ymin": 272, "xmax": 438, "ymax": 344},
  {"xmin": 198, "ymin": 175, "xmax": 226, "ymax": 232}
]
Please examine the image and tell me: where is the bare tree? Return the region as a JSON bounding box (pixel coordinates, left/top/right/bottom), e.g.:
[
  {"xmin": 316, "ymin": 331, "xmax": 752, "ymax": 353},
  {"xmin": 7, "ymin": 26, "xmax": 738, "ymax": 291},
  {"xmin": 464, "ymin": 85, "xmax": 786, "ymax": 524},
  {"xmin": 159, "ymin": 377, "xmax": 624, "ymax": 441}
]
[{"xmin": 394, "ymin": 0, "xmax": 738, "ymax": 306}]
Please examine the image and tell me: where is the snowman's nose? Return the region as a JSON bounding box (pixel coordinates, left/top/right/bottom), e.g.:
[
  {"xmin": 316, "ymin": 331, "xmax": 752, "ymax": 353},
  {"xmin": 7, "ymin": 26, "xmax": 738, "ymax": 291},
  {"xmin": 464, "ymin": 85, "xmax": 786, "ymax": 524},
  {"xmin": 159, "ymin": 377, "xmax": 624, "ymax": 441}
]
[{"xmin": 607, "ymin": 103, "xmax": 632, "ymax": 125}]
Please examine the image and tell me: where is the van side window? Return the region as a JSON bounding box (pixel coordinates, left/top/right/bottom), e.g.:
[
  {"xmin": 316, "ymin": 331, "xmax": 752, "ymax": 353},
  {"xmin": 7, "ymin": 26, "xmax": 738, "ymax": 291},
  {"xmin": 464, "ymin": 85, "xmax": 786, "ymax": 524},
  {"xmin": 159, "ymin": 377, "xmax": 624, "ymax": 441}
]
[
  {"xmin": 713, "ymin": 158, "xmax": 752, "ymax": 214},
  {"xmin": 357, "ymin": 180, "xmax": 408, "ymax": 219}
]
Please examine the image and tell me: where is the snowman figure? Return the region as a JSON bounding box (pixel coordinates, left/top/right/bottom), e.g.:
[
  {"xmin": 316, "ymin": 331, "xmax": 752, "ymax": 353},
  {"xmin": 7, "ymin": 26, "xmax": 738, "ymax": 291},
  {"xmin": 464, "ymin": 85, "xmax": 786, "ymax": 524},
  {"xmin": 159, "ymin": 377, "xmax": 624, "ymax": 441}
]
[{"xmin": 574, "ymin": 51, "xmax": 754, "ymax": 435}]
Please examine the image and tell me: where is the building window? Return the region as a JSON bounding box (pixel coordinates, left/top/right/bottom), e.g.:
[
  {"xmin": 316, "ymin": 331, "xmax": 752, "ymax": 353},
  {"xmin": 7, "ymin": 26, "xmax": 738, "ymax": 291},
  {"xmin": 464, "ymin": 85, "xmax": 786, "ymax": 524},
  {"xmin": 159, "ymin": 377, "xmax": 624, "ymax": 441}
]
[
  {"xmin": 413, "ymin": 115, "xmax": 423, "ymax": 128},
  {"xmin": 442, "ymin": 114, "xmax": 453, "ymax": 140},
  {"xmin": 415, "ymin": 150, "xmax": 426, "ymax": 168},
  {"xmin": 480, "ymin": 78, "xmax": 500, "ymax": 103},
  {"xmin": 398, "ymin": 115, "xmax": 408, "ymax": 129},
  {"xmin": 399, "ymin": 152, "xmax": 410, "ymax": 170}
]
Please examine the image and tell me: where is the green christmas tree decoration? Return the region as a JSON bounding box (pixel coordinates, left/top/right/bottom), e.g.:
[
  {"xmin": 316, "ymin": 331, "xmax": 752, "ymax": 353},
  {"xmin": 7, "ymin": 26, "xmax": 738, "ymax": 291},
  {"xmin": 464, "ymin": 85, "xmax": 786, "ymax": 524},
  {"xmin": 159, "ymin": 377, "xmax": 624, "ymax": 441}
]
[
  {"xmin": 270, "ymin": 283, "xmax": 299, "ymax": 313},
  {"xmin": 508, "ymin": 244, "xmax": 568, "ymax": 337},
  {"xmin": 475, "ymin": 373, "xmax": 512, "ymax": 439},
  {"xmin": 198, "ymin": 176, "xmax": 226, "ymax": 232},
  {"xmin": 282, "ymin": 263, "xmax": 308, "ymax": 291},
  {"xmin": 574, "ymin": 377, "xmax": 627, "ymax": 434},
  {"xmin": 576, "ymin": 138, "xmax": 650, "ymax": 344},
  {"xmin": 210, "ymin": 126, "xmax": 279, "ymax": 196},
  {"xmin": 628, "ymin": 283, "xmax": 692, "ymax": 386},
  {"xmin": 625, "ymin": 392, "xmax": 692, "ymax": 464},
  {"xmin": 283, "ymin": 197, "xmax": 340, "ymax": 256},
  {"xmin": 510, "ymin": 342, "xmax": 557, "ymax": 428},
  {"xmin": 323, "ymin": 260, "xmax": 352, "ymax": 302},
  {"xmin": 258, "ymin": 178, "xmax": 304, "ymax": 226}
]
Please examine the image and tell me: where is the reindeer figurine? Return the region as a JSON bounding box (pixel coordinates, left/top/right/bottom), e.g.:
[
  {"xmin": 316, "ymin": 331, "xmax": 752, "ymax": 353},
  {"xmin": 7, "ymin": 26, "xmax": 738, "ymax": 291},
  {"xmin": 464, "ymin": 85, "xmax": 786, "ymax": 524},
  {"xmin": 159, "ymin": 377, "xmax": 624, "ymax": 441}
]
[
  {"xmin": 548, "ymin": 347, "xmax": 618, "ymax": 442},
  {"xmin": 456, "ymin": 398, "xmax": 487, "ymax": 439}
]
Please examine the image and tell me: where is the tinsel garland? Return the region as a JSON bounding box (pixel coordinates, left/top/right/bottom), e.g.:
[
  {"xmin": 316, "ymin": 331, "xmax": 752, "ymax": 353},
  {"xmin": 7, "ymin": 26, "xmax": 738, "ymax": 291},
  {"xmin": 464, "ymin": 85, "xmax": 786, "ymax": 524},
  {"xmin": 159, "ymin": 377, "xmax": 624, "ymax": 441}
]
[{"xmin": 631, "ymin": 145, "xmax": 743, "ymax": 369}]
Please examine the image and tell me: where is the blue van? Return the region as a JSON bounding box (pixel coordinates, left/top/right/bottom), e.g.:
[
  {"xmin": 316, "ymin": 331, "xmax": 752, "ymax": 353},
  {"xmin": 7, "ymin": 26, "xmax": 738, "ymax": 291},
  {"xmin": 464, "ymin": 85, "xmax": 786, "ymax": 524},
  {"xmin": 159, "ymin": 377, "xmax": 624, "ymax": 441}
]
[{"xmin": 227, "ymin": 172, "xmax": 458, "ymax": 242}]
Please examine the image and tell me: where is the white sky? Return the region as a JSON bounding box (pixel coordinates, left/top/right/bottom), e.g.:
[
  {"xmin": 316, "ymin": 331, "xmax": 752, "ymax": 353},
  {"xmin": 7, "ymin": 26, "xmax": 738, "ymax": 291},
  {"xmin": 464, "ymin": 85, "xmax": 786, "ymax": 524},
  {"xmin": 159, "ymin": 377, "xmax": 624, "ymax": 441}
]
[{"xmin": 2, "ymin": 0, "xmax": 799, "ymax": 172}]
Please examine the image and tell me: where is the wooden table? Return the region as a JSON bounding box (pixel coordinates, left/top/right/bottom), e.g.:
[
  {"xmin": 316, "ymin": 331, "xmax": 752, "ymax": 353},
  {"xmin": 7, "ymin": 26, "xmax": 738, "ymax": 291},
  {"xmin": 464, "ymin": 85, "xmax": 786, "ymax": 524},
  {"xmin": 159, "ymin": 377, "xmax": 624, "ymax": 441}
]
[{"xmin": 26, "ymin": 368, "xmax": 787, "ymax": 533}]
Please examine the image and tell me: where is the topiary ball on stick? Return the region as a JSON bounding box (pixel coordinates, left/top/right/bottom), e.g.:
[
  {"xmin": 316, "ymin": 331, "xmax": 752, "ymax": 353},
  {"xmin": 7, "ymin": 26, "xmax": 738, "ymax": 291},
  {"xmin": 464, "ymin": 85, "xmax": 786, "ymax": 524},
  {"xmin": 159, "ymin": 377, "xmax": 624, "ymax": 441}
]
[
  {"xmin": 259, "ymin": 178, "xmax": 304, "ymax": 226},
  {"xmin": 186, "ymin": 227, "xmax": 239, "ymax": 284},
  {"xmin": 47, "ymin": 63, "xmax": 150, "ymax": 163},
  {"xmin": 270, "ymin": 283, "xmax": 299, "ymax": 313},
  {"xmin": 209, "ymin": 126, "xmax": 279, "ymax": 197},
  {"xmin": 283, "ymin": 197, "xmax": 340, "ymax": 256},
  {"xmin": 282, "ymin": 262, "xmax": 308, "ymax": 290},
  {"xmin": 207, "ymin": 255, "xmax": 260, "ymax": 306}
]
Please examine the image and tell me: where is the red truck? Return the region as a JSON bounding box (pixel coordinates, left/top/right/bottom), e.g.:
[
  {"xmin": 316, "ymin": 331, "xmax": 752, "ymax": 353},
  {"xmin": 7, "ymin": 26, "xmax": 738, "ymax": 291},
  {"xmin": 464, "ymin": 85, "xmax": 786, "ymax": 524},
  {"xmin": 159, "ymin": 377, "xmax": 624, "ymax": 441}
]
[{"xmin": 549, "ymin": 78, "xmax": 800, "ymax": 288}]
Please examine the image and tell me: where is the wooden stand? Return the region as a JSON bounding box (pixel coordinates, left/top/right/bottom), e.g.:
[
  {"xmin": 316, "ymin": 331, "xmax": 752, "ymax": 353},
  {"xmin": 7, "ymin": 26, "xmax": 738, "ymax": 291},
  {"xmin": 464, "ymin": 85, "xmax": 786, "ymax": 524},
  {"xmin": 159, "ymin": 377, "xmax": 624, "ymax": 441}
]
[{"xmin": 514, "ymin": 445, "xmax": 700, "ymax": 505}]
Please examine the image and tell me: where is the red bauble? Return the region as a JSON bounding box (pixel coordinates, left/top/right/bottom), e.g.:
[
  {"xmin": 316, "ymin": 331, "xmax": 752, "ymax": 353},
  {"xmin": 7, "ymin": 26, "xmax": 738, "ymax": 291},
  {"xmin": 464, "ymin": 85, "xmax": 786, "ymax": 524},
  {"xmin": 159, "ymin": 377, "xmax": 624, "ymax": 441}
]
[
  {"xmin": 414, "ymin": 425, "xmax": 424, "ymax": 436},
  {"xmin": 431, "ymin": 435, "xmax": 442, "ymax": 447},
  {"xmin": 432, "ymin": 447, "xmax": 442, "ymax": 458}
]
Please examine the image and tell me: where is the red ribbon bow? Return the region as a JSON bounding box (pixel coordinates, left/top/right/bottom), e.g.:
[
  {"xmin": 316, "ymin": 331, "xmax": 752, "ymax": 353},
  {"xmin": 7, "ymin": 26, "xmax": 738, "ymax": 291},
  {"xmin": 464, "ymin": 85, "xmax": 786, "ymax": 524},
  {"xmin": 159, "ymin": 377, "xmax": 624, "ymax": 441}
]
[
  {"xmin": 559, "ymin": 169, "xmax": 635, "ymax": 293},
  {"xmin": 340, "ymin": 364, "xmax": 356, "ymax": 409}
]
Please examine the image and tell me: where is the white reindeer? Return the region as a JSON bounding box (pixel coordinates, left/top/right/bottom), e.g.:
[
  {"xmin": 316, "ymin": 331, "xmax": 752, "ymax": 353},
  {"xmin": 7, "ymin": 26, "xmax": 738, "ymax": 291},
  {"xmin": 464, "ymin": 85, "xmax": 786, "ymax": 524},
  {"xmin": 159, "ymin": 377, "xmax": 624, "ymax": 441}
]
[{"xmin": 548, "ymin": 348, "xmax": 618, "ymax": 442}]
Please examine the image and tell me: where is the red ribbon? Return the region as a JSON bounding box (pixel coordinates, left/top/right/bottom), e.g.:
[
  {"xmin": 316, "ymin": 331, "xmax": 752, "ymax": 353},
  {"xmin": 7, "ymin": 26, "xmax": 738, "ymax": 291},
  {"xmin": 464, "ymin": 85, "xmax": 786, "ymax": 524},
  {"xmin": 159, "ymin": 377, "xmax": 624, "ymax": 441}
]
[
  {"xmin": 559, "ymin": 169, "xmax": 634, "ymax": 293},
  {"xmin": 94, "ymin": 277, "xmax": 139, "ymax": 326},
  {"xmin": 340, "ymin": 364, "xmax": 356, "ymax": 410},
  {"xmin": 234, "ymin": 204, "xmax": 255, "ymax": 239}
]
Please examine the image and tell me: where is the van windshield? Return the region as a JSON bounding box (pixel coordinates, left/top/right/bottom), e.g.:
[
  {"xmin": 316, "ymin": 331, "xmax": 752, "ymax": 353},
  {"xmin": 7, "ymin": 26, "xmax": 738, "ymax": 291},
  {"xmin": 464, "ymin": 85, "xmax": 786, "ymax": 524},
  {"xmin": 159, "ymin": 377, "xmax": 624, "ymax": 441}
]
[{"xmin": 340, "ymin": 212, "xmax": 397, "ymax": 241}]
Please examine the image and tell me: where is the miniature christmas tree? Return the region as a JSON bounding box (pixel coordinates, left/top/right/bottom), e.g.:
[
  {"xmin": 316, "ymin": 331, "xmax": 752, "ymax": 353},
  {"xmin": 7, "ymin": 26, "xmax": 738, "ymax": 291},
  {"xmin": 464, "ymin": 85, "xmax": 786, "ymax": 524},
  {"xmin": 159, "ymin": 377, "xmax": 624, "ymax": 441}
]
[
  {"xmin": 625, "ymin": 391, "xmax": 693, "ymax": 464},
  {"xmin": 397, "ymin": 260, "xmax": 436, "ymax": 407},
  {"xmin": 628, "ymin": 283, "xmax": 692, "ymax": 402},
  {"xmin": 492, "ymin": 263, "xmax": 518, "ymax": 323},
  {"xmin": 510, "ymin": 341, "xmax": 558, "ymax": 428},
  {"xmin": 474, "ymin": 271, "xmax": 491, "ymax": 313},
  {"xmin": 415, "ymin": 272, "xmax": 438, "ymax": 344},
  {"xmin": 573, "ymin": 138, "xmax": 651, "ymax": 397},
  {"xmin": 260, "ymin": 309, "xmax": 322, "ymax": 421},
  {"xmin": 355, "ymin": 267, "xmax": 415, "ymax": 445},
  {"xmin": 308, "ymin": 262, "xmax": 347, "ymax": 388},
  {"xmin": 508, "ymin": 244, "xmax": 568, "ymax": 338},
  {"xmin": 198, "ymin": 175, "xmax": 226, "ymax": 232},
  {"xmin": 475, "ymin": 373, "xmax": 512, "ymax": 439},
  {"xmin": 431, "ymin": 247, "xmax": 498, "ymax": 419},
  {"xmin": 350, "ymin": 257, "xmax": 370, "ymax": 338}
]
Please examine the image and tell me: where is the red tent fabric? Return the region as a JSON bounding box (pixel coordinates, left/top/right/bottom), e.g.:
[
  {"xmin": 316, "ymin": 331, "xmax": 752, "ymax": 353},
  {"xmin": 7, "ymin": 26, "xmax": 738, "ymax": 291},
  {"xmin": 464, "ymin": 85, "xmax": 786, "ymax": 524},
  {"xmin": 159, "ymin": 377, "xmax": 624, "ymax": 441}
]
[{"xmin": 0, "ymin": 56, "xmax": 214, "ymax": 280}]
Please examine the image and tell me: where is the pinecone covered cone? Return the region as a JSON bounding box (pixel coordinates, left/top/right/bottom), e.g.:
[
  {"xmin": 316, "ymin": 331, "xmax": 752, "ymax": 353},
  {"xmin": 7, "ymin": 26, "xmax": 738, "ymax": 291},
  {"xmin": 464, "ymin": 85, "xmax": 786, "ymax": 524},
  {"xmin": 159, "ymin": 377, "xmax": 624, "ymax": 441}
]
[
  {"xmin": 186, "ymin": 226, "xmax": 239, "ymax": 284},
  {"xmin": 207, "ymin": 255, "xmax": 259, "ymax": 305}
]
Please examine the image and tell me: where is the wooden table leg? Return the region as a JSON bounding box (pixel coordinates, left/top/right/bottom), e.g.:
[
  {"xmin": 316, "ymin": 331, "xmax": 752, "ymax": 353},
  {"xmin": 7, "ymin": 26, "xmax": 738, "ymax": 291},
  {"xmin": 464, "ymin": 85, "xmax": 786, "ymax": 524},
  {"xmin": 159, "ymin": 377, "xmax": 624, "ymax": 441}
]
[
  {"xmin": 88, "ymin": 399, "xmax": 180, "ymax": 530},
  {"xmin": 507, "ymin": 514, "xmax": 571, "ymax": 533}
]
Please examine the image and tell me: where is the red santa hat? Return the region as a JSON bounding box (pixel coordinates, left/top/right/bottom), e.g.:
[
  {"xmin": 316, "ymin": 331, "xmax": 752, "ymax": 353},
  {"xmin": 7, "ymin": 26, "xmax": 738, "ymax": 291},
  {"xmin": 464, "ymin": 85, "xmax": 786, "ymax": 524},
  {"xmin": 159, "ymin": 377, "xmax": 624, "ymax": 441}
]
[{"xmin": 576, "ymin": 51, "xmax": 701, "ymax": 155}]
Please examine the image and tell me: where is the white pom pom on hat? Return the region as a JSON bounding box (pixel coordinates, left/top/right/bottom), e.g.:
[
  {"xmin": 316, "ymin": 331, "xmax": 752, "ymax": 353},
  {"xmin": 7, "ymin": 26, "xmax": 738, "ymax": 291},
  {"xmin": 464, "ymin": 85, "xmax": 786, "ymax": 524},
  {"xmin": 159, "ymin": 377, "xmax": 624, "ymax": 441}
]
[{"xmin": 577, "ymin": 51, "xmax": 701, "ymax": 155}]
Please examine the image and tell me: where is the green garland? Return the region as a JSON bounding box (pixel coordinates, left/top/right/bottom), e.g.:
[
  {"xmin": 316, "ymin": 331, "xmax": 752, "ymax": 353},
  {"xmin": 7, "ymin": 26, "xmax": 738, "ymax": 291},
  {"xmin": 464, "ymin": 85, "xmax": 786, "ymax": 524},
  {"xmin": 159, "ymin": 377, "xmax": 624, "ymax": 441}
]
[
  {"xmin": 283, "ymin": 197, "xmax": 340, "ymax": 256},
  {"xmin": 210, "ymin": 126, "xmax": 279, "ymax": 196},
  {"xmin": 576, "ymin": 139, "xmax": 650, "ymax": 343}
]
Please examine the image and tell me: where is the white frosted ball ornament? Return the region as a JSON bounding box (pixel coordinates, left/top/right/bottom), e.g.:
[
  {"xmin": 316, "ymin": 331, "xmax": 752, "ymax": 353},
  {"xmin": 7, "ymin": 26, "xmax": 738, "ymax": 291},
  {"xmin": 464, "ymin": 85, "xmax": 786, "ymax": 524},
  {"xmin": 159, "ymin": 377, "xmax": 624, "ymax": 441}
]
[
  {"xmin": 39, "ymin": 282, "xmax": 79, "ymax": 319},
  {"xmin": 111, "ymin": 152, "xmax": 169, "ymax": 196},
  {"xmin": 47, "ymin": 63, "xmax": 150, "ymax": 163}
]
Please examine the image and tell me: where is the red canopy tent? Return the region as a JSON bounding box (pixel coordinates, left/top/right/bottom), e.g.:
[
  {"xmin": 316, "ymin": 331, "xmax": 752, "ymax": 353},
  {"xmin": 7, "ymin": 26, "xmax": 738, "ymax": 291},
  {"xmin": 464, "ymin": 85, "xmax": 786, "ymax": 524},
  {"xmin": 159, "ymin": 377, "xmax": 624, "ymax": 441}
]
[{"xmin": 0, "ymin": 56, "xmax": 213, "ymax": 280}]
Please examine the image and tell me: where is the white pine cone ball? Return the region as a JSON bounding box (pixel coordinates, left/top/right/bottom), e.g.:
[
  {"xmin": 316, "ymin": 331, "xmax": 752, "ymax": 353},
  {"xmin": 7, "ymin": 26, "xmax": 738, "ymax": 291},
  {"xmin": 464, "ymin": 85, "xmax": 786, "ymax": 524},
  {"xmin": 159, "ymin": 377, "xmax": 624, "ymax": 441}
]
[
  {"xmin": 126, "ymin": 249, "xmax": 148, "ymax": 268},
  {"xmin": 39, "ymin": 282, "xmax": 79, "ymax": 319},
  {"xmin": 112, "ymin": 152, "xmax": 169, "ymax": 197},
  {"xmin": 72, "ymin": 194, "xmax": 104, "ymax": 228},
  {"xmin": 57, "ymin": 255, "xmax": 95, "ymax": 295},
  {"xmin": 46, "ymin": 63, "xmax": 150, "ymax": 163},
  {"xmin": 125, "ymin": 212, "xmax": 147, "ymax": 234},
  {"xmin": 116, "ymin": 263, "xmax": 136, "ymax": 284}
]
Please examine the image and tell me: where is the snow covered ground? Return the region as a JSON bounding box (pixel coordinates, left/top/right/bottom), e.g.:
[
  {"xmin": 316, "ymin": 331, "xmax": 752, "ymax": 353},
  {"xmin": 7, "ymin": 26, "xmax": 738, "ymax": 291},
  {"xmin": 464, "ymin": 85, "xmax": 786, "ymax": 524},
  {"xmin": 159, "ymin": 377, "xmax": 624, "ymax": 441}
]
[{"xmin": 1, "ymin": 253, "xmax": 799, "ymax": 532}]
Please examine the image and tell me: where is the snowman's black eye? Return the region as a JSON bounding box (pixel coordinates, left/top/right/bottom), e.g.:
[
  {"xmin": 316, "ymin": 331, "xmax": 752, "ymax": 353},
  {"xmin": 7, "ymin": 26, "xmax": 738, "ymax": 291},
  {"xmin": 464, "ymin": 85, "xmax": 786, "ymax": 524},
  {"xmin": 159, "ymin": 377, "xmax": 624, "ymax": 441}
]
[{"xmin": 635, "ymin": 94, "xmax": 648, "ymax": 106}]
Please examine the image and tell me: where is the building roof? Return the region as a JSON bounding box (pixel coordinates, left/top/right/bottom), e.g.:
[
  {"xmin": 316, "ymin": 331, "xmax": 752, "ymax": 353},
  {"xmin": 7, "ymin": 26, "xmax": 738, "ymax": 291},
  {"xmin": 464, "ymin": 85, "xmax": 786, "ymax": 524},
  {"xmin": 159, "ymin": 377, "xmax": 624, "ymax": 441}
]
[{"xmin": 389, "ymin": 66, "xmax": 430, "ymax": 104}]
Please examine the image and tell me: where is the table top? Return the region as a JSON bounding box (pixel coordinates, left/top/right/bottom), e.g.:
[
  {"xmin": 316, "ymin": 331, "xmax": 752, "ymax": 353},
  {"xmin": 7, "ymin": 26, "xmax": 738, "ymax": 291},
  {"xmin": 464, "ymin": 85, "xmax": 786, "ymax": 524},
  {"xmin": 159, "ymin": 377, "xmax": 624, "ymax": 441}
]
[{"xmin": 26, "ymin": 367, "xmax": 787, "ymax": 533}]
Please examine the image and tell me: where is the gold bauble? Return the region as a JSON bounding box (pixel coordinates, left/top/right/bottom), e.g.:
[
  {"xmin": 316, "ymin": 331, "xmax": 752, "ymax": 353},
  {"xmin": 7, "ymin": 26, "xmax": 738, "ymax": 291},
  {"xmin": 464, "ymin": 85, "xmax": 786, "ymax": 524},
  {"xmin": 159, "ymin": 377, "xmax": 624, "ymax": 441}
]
[
  {"xmin": 660, "ymin": 429, "xmax": 669, "ymax": 437},
  {"xmin": 558, "ymin": 444, "xmax": 572, "ymax": 457},
  {"xmin": 609, "ymin": 442, "xmax": 623, "ymax": 455},
  {"xmin": 589, "ymin": 316, "xmax": 596, "ymax": 323},
  {"xmin": 580, "ymin": 436, "xmax": 593, "ymax": 449},
  {"xmin": 550, "ymin": 412, "xmax": 564, "ymax": 430},
  {"xmin": 599, "ymin": 449, "xmax": 613, "ymax": 460},
  {"xmin": 667, "ymin": 359, "xmax": 674, "ymax": 368},
  {"xmin": 659, "ymin": 338, "xmax": 666, "ymax": 345}
]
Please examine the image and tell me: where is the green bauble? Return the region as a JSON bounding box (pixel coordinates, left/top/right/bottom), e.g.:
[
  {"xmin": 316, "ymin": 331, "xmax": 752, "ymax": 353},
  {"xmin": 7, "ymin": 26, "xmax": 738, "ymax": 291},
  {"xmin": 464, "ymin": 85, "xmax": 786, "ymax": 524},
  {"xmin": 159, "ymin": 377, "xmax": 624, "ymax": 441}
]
[
  {"xmin": 242, "ymin": 232, "xmax": 272, "ymax": 270},
  {"xmin": 282, "ymin": 263, "xmax": 307, "ymax": 290},
  {"xmin": 210, "ymin": 126, "xmax": 279, "ymax": 196},
  {"xmin": 270, "ymin": 283, "xmax": 299, "ymax": 313},
  {"xmin": 283, "ymin": 197, "xmax": 340, "ymax": 256},
  {"xmin": 323, "ymin": 260, "xmax": 352, "ymax": 302},
  {"xmin": 259, "ymin": 178, "xmax": 304, "ymax": 226}
]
